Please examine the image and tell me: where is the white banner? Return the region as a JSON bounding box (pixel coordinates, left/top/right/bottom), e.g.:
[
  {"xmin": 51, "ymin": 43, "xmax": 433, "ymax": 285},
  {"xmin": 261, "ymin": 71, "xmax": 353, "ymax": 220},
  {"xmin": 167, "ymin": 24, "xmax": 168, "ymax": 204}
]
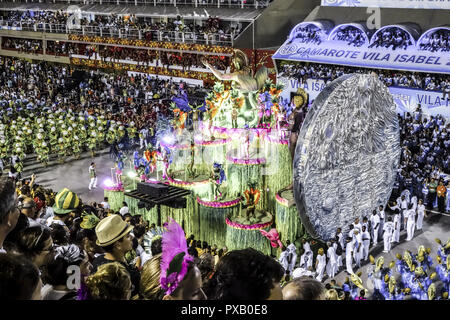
[
  {"xmin": 321, "ymin": 0, "xmax": 450, "ymax": 9},
  {"xmin": 273, "ymin": 41, "xmax": 450, "ymax": 74},
  {"xmin": 278, "ymin": 76, "xmax": 450, "ymax": 118}
]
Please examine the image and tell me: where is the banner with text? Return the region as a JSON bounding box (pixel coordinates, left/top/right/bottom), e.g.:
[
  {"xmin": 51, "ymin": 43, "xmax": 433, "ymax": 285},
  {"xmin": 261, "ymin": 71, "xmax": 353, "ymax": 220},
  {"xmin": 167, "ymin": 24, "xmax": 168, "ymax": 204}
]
[
  {"xmin": 273, "ymin": 41, "xmax": 450, "ymax": 74},
  {"xmin": 278, "ymin": 77, "xmax": 450, "ymax": 118},
  {"xmin": 321, "ymin": 0, "xmax": 450, "ymax": 9}
]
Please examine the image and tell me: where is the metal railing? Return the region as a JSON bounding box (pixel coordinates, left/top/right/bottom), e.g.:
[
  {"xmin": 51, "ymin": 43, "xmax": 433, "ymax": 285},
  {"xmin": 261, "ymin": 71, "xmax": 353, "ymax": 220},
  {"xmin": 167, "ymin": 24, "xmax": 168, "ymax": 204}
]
[
  {"xmin": 0, "ymin": 20, "xmax": 235, "ymax": 46},
  {"xmin": 0, "ymin": 0, "xmax": 272, "ymax": 9}
]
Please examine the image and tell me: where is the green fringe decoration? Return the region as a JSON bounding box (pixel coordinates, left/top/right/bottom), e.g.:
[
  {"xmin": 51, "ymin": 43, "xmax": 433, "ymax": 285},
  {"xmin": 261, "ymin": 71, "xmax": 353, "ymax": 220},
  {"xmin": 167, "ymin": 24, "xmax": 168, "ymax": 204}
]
[
  {"xmin": 198, "ymin": 205, "xmax": 239, "ymax": 249},
  {"xmin": 275, "ymin": 202, "xmax": 306, "ymax": 244},
  {"xmin": 225, "ymin": 225, "xmax": 272, "ymax": 256},
  {"xmin": 104, "ymin": 190, "xmax": 125, "ymax": 212},
  {"xmin": 264, "ymin": 143, "xmax": 292, "ymax": 213}
]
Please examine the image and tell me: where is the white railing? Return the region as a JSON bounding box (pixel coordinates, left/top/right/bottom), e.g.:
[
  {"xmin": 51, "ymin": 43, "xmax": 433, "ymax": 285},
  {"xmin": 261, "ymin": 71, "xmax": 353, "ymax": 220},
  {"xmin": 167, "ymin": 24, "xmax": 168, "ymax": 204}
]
[
  {"xmin": 0, "ymin": 0, "xmax": 272, "ymax": 9},
  {"xmin": 0, "ymin": 20, "xmax": 235, "ymax": 46}
]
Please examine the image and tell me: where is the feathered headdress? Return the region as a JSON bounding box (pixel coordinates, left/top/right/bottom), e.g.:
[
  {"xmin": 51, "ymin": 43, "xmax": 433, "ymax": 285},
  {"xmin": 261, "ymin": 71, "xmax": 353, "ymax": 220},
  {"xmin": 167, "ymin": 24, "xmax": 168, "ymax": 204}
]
[{"xmin": 160, "ymin": 218, "xmax": 194, "ymax": 296}]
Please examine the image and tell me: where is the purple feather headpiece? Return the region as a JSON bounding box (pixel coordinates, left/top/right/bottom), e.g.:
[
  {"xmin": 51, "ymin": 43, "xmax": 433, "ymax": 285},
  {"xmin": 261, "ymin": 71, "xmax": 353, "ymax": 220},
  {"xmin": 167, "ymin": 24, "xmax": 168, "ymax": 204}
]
[{"xmin": 160, "ymin": 218, "xmax": 194, "ymax": 296}]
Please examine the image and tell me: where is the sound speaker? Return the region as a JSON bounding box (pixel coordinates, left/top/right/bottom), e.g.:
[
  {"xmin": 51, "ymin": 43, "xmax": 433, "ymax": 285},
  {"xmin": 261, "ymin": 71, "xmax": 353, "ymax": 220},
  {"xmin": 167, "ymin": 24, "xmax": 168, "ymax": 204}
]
[
  {"xmin": 162, "ymin": 197, "xmax": 187, "ymax": 209},
  {"xmin": 137, "ymin": 182, "xmax": 169, "ymax": 198}
]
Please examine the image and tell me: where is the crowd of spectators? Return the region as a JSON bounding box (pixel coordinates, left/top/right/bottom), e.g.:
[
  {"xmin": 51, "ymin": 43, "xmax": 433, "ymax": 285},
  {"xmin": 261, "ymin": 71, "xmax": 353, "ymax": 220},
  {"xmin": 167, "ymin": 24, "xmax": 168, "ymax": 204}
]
[
  {"xmin": 0, "ymin": 0, "xmax": 273, "ymax": 7},
  {"xmin": 0, "ymin": 172, "xmax": 448, "ymax": 300},
  {"xmin": 331, "ymin": 26, "xmax": 366, "ymax": 47},
  {"xmin": 77, "ymin": 45, "xmax": 230, "ymax": 71},
  {"xmin": 289, "ymin": 26, "xmax": 323, "ymax": 45},
  {"xmin": 398, "ymin": 109, "xmax": 450, "ymax": 212},
  {"xmin": 369, "ymin": 27, "xmax": 413, "ymax": 51},
  {"xmin": 0, "ymin": 10, "xmax": 243, "ymax": 44},
  {"xmin": 279, "ymin": 62, "xmax": 450, "ymax": 93},
  {"xmin": 2, "ymin": 37, "xmax": 43, "ymax": 54},
  {"xmin": 419, "ymin": 30, "xmax": 450, "ymax": 53},
  {"xmin": 0, "ymin": 56, "xmax": 208, "ymax": 148}
]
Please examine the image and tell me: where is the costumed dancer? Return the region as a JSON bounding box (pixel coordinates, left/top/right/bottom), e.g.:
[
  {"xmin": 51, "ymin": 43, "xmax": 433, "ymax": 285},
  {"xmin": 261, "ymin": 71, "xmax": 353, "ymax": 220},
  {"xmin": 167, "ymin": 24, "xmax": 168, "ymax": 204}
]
[
  {"xmin": 416, "ymin": 199, "xmax": 426, "ymax": 230},
  {"xmin": 435, "ymin": 238, "xmax": 450, "ymax": 261},
  {"xmin": 88, "ymin": 162, "xmax": 97, "ymax": 191},
  {"xmin": 326, "ymin": 240, "xmax": 338, "ymax": 279},
  {"xmin": 436, "ymin": 255, "xmax": 449, "ymax": 294},
  {"xmin": 315, "ymin": 248, "xmax": 327, "ymax": 282},
  {"xmin": 243, "ymin": 182, "xmax": 260, "ymax": 220},
  {"xmin": 210, "ymin": 163, "xmax": 226, "ymax": 201},
  {"xmin": 260, "ymin": 228, "xmax": 283, "ymax": 249},
  {"xmin": 88, "ymin": 129, "xmax": 97, "ymax": 157},
  {"xmin": 161, "ymin": 147, "xmax": 171, "ymax": 181},
  {"xmin": 405, "ymin": 202, "xmax": 416, "ymax": 241},
  {"xmin": 139, "ymin": 126, "xmax": 149, "ymax": 150},
  {"xmin": 361, "ymin": 225, "xmax": 371, "ymax": 261},
  {"xmin": 286, "ymin": 240, "xmax": 297, "ymax": 274},
  {"xmin": 127, "ymin": 122, "xmax": 137, "ymax": 147},
  {"xmin": 383, "ymin": 216, "xmax": 394, "ymax": 253},
  {"xmin": 186, "ymin": 141, "xmax": 196, "ymax": 179},
  {"xmin": 392, "ymin": 210, "xmax": 401, "ymax": 243},
  {"xmin": 38, "ymin": 141, "xmax": 49, "ymax": 167},
  {"xmin": 72, "ymin": 135, "xmax": 82, "ymax": 160},
  {"xmin": 350, "ymin": 273, "xmax": 366, "ymax": 300},
  {"xmin": 367, "ymin": 256, "xmax": 386, "ymax": 300},
  {"xmin": 57, "ymin": 138, "xmax": 65, "ymax": 163},
  {"xmin": 278, "ymin": 247, "xmax": 289, "ymax": 274},
  {"xmin": 416, "ymin": 245, "xmax": 433, "ymax": 273},
  {"xmin": 345, "ymin": 237, "xmax": 354, "ymax": 275},
  {"xmin": 115, "ymin": 151, "xmax": 126, "ymax": 184},
  {"xmin": 370, "ymin": 210, "xmax": 380, "ymax": 245},
  {"xmin": 133, "ymin": 151, "xmax": 140, "ymax": 171}
]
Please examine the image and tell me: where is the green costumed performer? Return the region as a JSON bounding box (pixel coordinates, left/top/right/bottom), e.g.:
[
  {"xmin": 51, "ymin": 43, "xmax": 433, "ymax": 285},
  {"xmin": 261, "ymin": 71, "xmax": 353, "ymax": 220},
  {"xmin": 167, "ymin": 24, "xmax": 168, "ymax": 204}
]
[
  {"xmin": 0, "ymin": 137, "xmax": 8, "ymax": 160},
  {"xmin": 38, "ymin": 141, "xmax": 49, "ymax": 167},
  {"xmin": 57, "ymin": 137, "xmax": 66, "ymax": 163},
  {"xmin": 88, "ymin": 130, "xmax": 97, "ymax": 157},
  {"xmin": 72, "ymin": 135, "xmax": 81, "ymax": 159},
  {"xmin": 127, "ymin": 121, "xmax": 137, "ymax": 145},
  {"xmin": 117, "ymin": 125, "xmax": 126, "ymax": 142},
  {"xmin": 49, "ymin": 126, "xmax": 58, "ymax": 154},
  {"xmin": 14, "ymin": 139, "xmax": 26, "ymax": 161},
  {"xmin": 25, "ymin": 128, "xmax": 33, "ymax": 153},
  {"xmin": 63, "ymin": 130, "xmax": 72, "ymax": 157},
  {"xmin": 79, "ymin": 126, "xmax": 87, "ymax": 149},
  {"xmin": 96, "ymin": 120, "xmax": 105, "ymax": 148},
  {"xmin": 106, "ymin": 126, "xmax": 116, "ymax": 145}
]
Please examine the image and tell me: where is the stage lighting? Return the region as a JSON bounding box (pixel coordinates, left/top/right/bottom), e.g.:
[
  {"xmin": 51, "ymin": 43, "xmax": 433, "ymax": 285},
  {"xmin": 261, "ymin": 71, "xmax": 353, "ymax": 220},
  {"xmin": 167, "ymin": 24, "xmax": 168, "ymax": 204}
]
[
  {"xmin": 104, "ymin": 179, "xmax": 115, "ymax": 188},
  {"xmin": 127, "ymin": 171, "xmax": 137, "ymax": 178},
  {"xmin": 162, "ymin": 135, "xmax": 175, "ymax": 145}
]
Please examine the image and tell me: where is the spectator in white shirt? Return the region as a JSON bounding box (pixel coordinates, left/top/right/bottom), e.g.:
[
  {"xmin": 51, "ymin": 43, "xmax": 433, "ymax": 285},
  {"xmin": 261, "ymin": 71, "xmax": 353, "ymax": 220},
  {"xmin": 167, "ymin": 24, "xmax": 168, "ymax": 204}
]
[
  {"xmin": 100, "ymin": 197, "xmax": 110, "ymax": 210},
  {"xmin": 119, "ymin": 202, "xmax": 129, "ymax": 216}
]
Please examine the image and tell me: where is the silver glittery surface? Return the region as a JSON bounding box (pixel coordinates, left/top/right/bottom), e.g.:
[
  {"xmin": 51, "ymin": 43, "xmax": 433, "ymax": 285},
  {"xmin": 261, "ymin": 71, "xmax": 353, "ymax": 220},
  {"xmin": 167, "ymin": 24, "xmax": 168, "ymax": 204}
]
[{"xmin": 293, "ymin": 74, "xmax": 400, "ymax": 241}]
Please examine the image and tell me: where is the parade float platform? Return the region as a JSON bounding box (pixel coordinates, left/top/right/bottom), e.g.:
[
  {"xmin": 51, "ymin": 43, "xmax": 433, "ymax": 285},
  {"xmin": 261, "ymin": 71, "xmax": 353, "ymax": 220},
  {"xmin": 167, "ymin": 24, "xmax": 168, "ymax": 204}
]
[
  {"xmin": 104, "ymin": 72, "xmax": 311, "ymax": 251},
  {"xmin": 104, "ymin": 124, "xmax": 305, "ymax": 251},
  {"xmin": 275, "ymin": 188, "xmax": 307, "ymax": 244}
]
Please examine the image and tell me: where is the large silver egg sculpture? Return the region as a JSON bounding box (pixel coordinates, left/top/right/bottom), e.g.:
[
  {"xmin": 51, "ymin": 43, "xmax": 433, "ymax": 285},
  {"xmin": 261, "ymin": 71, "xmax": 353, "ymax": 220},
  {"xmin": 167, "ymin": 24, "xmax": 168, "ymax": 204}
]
[{"xmin": 293, "ymin": 74, "xmax": 400, "ymax": 241}]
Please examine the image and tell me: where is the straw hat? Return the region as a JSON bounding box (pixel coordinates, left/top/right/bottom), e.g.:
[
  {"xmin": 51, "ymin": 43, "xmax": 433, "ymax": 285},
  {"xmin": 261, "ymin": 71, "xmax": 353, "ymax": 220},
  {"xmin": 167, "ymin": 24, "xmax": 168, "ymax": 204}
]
[{"xmin": 95, "ymin": 215, "xmax": 133, "ymax": 247}]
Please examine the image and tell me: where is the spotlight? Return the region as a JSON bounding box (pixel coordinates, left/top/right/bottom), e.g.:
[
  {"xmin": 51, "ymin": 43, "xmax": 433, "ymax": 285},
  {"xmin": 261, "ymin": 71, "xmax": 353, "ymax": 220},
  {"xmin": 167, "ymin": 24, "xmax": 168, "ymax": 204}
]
[
  {"xmin": 194, "ymin": 134, "xmax": 203, "ymax": 143},
  {"xmin": 127, "ymin": 171, "xmax": 137, "ymax": 178},
  {"xmin": 162, "ymin": 135, "xmax": 175, "ymax": 145},
  {"xmin": 104, "ymin": 179, "xmax": 115, "ymax": 188}
]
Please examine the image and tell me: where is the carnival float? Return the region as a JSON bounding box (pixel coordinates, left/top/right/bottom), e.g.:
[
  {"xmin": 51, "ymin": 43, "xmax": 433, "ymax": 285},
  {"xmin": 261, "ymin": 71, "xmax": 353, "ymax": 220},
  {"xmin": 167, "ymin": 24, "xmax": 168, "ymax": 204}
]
[{"xmin": 104, "ymin": 50, "xmax": 308, "ymax": 255}]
